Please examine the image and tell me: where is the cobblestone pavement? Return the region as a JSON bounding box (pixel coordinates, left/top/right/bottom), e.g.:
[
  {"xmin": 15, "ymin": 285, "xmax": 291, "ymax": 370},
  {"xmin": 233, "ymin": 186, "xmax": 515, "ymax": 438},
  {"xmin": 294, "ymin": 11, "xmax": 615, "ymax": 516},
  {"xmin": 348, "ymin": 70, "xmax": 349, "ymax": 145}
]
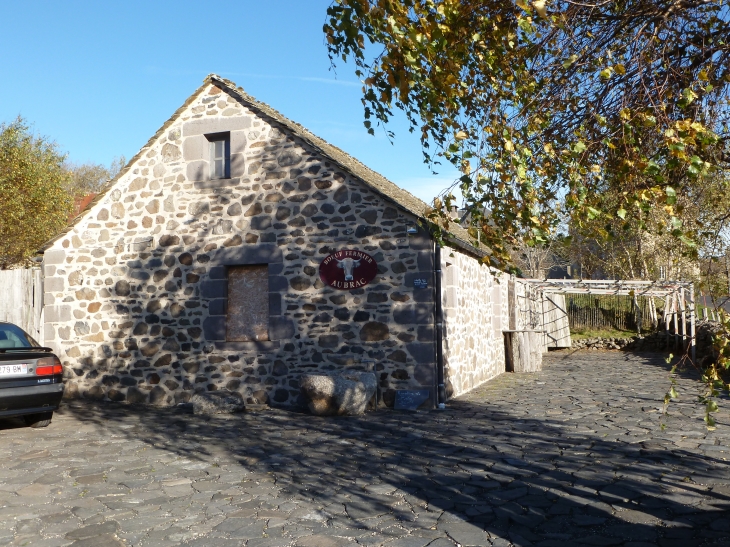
[{"xmin": 2, "ymin": 350, "xmax": 730, "ymax": 547}]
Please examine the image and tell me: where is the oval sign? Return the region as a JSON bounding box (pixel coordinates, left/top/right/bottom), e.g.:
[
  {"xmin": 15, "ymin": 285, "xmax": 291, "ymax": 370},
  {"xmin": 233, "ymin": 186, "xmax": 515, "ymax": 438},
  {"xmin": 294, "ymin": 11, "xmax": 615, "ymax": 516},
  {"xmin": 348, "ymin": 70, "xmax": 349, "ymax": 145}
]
[{"xmin": 319, "ymin": 249, "xmax": 378, "ymax": 290}]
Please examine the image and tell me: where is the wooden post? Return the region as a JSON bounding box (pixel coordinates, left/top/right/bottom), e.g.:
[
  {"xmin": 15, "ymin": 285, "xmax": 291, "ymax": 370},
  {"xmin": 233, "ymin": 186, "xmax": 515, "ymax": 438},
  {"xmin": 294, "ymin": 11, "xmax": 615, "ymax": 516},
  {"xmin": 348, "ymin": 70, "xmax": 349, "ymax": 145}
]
[
  {"xmin": 673, "ymin": 291, "xmax": 680, "ymax": 350},
  {"xmin": 504, "ymin": 330, "xmax": 514, "ymax": 372},
  {"xmin": 649, "ymin": 297, "xmax": 656, "ymax": 329},
  {"xmin": 539, "ymin": 292, "xmax": 545, "ymax": 348},
  {"xmin": 508, "ymin": 275, "xmax": 517, "ymax": 331},
  {"xmin": 503, "ymin": 330, "xmax": 543, "ymax": 372},
  {"xmin": 689, "ymin": 283, "xmax": 696, "ymax": 362},
  {"xmin": 663, "ymin": 294, "xmax": 671, "ymax": 348},
  {"xmin": 680, "ymin": 287, "xmax": 686, "ymax": 352}
]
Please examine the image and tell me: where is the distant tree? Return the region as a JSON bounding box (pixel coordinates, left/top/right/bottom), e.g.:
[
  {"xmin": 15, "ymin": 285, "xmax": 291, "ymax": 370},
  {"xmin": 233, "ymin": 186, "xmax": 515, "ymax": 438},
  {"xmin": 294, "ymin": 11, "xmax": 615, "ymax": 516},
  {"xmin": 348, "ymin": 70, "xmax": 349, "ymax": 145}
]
[
  {"xmin": 510, "ymin": 234, "xmax": 570, "ymax": 278},
  {"xmin": 65, "ymin": 155, "xmax": 125, "ymax": 197},
  {"xmin": 563, "ymin": 170, "xmax": 730, "ymax": 283},
  {"xmin": 0, "ymin": 117, "xmax": 72, "ymax": 268}
]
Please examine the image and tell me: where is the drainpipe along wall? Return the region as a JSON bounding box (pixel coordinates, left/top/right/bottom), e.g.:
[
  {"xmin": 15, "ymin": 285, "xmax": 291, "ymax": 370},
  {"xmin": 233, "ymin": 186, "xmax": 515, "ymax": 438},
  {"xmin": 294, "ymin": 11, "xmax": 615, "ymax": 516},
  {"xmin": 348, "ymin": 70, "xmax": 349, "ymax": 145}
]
[{"xmin": 433, "ymin": 241, "xmax": 446, "ymax": 408}]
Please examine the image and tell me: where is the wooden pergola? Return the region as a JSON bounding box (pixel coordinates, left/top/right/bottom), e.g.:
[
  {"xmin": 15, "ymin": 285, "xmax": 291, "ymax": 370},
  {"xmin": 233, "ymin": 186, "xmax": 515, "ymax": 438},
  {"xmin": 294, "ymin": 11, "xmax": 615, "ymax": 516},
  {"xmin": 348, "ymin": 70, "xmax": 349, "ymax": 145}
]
[{"xmin": 524, "ymin": 279, "xmax": 696, "ymax": 360}]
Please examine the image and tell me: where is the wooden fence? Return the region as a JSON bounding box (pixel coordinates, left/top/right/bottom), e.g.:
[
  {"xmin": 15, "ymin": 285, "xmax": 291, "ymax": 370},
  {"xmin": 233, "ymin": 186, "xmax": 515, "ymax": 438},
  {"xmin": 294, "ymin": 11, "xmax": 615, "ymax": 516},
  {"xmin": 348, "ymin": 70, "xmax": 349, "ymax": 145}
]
[
  {"xmin": 510, "ymin": 278, "xmax": 572, "ymax": 352},
  {"xmin": 567, "ymin": 294, "xmax": 658, "ymax": 332},
  {"xmin": 0, "ymin": 269, "xmax": 44, "ymax": 344}
]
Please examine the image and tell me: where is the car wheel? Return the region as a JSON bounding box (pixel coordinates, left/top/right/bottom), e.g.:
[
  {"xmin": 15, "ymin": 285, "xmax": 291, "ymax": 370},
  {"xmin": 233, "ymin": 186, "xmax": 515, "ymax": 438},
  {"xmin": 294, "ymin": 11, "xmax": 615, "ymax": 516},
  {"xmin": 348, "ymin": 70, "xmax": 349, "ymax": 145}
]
[{"xmin": 24, "ymin": 412, "xmax": 53, "ymax": 428}]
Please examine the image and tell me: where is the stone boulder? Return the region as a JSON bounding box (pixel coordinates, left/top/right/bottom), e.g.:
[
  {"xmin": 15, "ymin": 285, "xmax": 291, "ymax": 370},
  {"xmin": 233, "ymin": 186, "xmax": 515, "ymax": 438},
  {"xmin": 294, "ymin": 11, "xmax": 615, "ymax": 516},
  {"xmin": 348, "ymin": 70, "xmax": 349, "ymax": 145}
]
[
  {"xmin": 300, "ymin": 372, "xmax": 376, "ymax": 416},
  {"xmin": 191, "ymin": 390, "xmax": 245, "ymax": 416}
]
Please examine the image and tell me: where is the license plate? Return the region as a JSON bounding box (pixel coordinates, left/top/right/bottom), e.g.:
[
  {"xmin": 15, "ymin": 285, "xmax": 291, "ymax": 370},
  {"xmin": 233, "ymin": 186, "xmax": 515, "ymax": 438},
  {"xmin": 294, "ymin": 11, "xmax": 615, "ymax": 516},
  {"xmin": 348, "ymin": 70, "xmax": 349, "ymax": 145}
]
[{"xmin": 0, "ymin": 364, "xmax": 28, "ymax": 376}]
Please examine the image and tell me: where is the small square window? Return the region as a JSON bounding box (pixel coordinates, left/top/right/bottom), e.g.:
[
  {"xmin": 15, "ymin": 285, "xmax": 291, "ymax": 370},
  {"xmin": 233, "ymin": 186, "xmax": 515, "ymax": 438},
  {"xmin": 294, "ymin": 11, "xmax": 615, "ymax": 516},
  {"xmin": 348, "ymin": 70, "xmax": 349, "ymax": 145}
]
[{"xmin": 206, "ymin": 132, "xmax": 230, "ymax": 179}]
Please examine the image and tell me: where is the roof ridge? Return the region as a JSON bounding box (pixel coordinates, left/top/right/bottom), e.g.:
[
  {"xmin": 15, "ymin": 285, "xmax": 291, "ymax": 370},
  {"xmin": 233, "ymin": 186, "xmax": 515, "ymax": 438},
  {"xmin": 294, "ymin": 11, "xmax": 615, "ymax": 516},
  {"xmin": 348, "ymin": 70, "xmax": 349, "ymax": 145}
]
[{"xmin": 39, "ymin": 74, "xmax": 488, "ymax": 261}]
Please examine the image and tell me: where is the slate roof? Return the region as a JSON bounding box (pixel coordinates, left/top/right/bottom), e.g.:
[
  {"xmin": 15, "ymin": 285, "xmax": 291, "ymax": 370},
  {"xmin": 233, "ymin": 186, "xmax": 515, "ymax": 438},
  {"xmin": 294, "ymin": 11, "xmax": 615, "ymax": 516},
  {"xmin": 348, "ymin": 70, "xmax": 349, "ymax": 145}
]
[{"xmin": 40, "ymin": 74, "xmax": 487, "ymax": 259}]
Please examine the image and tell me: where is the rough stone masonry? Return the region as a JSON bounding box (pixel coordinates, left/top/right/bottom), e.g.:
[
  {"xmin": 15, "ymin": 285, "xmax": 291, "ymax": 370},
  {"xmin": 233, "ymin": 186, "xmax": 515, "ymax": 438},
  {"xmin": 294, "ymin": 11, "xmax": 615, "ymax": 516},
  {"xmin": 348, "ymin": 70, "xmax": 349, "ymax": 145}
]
[{"xmin": 41, "ymin": 75, "xmax": 510, "ymax": 409}]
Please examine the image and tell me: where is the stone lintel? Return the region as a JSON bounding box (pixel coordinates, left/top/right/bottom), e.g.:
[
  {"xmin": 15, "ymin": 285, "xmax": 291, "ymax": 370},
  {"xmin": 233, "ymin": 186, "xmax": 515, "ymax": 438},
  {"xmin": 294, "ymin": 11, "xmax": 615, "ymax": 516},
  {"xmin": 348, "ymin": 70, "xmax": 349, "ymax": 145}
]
[
  {"xmin": 182, "ymin": 117, "xmax": 252, "ymax": 136},
  {"xmin": 214, "ymin": 245, "xmax": 283, "ymax": 265}
]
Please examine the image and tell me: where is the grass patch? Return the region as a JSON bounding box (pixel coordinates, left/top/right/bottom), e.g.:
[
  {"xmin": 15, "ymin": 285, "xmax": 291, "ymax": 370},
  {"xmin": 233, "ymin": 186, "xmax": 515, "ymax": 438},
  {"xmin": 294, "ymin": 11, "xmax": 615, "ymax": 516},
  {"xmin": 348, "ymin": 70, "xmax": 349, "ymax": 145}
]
[{"xmin": 571, "ymin": 327, "xmax": 638, "ymax": 340}]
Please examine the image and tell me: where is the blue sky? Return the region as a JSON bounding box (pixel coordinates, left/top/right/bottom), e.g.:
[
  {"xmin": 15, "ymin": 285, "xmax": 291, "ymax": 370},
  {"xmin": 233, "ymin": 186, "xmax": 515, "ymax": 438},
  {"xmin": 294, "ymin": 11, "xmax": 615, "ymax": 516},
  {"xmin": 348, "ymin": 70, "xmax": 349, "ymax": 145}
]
[{"xmin": 0, "ymin": 0, "xmax": 460, "ymax": 204}]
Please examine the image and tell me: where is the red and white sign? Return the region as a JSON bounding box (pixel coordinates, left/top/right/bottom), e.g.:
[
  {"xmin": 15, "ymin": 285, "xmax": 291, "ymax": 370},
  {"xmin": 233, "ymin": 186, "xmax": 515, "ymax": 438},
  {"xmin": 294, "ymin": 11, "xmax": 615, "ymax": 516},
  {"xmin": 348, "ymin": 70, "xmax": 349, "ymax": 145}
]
[{"xmin": 319, "ymin": 249, "xmax": 378, "ymax": 290}]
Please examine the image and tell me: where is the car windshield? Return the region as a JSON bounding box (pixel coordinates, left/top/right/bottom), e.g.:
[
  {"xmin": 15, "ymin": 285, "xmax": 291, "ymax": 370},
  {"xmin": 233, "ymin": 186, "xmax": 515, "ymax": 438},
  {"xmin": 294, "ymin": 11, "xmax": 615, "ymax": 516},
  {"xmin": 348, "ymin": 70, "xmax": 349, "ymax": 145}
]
[{"xmin": 0, "ymin": 323, "xmax": 38, "ymax": 349}]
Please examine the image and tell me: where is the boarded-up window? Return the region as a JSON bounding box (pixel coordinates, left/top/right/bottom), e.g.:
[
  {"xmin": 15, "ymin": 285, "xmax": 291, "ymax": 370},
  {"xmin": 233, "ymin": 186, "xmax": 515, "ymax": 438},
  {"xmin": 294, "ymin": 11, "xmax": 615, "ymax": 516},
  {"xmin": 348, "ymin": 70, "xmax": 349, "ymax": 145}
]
[{"xmin": 227, "ymin": 265, "xmax": 269, "ymax": 341}]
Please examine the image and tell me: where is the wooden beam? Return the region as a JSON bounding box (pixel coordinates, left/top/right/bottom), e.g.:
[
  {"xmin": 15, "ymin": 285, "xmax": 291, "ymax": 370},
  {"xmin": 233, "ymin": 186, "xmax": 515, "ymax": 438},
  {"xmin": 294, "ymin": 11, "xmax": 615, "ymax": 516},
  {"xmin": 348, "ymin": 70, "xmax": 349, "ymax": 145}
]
[
  {"xmin": 680, "ymin": 287, "xmax": 686, "ymax": 352},
  {"xmin": 690, "ymin": 284, "xmax": 696, "ymax": 362},
  {"xmin": 664, "ymin": 294, "xmax": 671, "ymax": 349},
  {"xmin": 673, "ymin": 291, "xmax": 680, "ymax": 351}
]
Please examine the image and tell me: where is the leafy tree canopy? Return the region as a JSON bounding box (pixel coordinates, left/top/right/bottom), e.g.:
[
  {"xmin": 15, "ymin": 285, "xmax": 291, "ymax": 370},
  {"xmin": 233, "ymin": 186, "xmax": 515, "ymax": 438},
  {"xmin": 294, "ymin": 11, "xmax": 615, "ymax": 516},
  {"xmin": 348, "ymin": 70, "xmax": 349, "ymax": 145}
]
[
  {"xmin": 65, "ymin": 155, "xmax": 125, "ymax": 198},
  {"xmin": 0, "ymin": 117, "xmax": 72, "ymax": 268},
  {"xmin": 324, "ymin": 0, "xmax": 730, "ymax": 266}
]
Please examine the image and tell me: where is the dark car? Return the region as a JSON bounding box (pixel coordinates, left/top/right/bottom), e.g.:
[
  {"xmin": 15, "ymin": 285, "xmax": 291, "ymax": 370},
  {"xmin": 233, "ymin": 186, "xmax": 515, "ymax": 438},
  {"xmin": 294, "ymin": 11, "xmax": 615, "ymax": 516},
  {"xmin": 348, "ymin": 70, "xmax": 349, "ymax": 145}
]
[{"xmin": 0, "ymin": 322, "xmax": 64, "ymax": 427}]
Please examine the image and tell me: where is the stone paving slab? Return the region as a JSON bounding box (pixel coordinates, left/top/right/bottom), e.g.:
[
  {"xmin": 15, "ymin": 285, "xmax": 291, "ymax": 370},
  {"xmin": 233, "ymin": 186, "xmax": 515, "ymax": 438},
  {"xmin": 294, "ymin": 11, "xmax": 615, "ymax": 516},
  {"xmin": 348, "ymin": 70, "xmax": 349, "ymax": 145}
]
[{"xmin": 2, "ymin": 350, "xmax": 730, "ymax": 546}]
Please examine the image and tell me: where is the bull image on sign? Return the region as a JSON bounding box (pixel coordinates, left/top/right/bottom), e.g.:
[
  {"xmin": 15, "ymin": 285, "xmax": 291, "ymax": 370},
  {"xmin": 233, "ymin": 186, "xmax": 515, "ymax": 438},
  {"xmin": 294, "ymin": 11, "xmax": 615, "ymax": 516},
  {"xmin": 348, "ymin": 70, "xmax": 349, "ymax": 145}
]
[{"xmin": 319, "ymin": 250, "xmax": 378, "ymax": 290}]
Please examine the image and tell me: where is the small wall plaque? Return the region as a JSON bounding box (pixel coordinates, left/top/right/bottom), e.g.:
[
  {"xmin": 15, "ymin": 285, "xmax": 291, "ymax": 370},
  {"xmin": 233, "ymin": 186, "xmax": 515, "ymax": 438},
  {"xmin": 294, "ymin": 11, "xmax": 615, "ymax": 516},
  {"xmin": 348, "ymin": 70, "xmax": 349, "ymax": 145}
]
[
  {"xmin": 413, "ymin": 278, "xmax": 429, "ymax": 289},
  {"xmin": 394, "ymin": 389, "xmax": 431, "ymax": 410}
]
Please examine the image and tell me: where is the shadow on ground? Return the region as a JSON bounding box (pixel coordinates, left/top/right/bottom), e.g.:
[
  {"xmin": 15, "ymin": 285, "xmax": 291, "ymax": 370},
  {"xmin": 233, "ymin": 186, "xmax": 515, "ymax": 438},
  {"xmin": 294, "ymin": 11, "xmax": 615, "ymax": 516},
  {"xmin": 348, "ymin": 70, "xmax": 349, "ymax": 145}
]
[{"xmin": 4, "ymin": 350, "xmax": 730, "ymax": 546}]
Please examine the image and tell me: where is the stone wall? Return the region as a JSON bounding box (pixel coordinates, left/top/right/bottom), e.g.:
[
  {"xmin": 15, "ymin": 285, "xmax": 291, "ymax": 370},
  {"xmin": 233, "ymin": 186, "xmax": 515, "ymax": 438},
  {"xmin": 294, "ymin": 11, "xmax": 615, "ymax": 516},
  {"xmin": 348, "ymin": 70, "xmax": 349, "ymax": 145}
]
[
  {"xmin": 440, "ymin": 251, "xmax": 509, "ymax": 398},
  {"xmin": 43, "ymin": 82, "xmax": 443, "ymax": 408},
  {"xmin": 571, "ymin": 321, "xmax": 713, "ymax": 357}
]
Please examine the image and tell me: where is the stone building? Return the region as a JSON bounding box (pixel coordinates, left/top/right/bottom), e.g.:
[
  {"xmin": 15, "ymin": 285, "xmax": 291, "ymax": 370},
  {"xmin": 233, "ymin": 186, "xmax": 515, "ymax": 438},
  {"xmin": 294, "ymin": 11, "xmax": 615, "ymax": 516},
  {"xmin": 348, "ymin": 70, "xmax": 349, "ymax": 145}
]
[{"xmin": 40, "ymin": 75, "xmax": 512, "ymax": 409}]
